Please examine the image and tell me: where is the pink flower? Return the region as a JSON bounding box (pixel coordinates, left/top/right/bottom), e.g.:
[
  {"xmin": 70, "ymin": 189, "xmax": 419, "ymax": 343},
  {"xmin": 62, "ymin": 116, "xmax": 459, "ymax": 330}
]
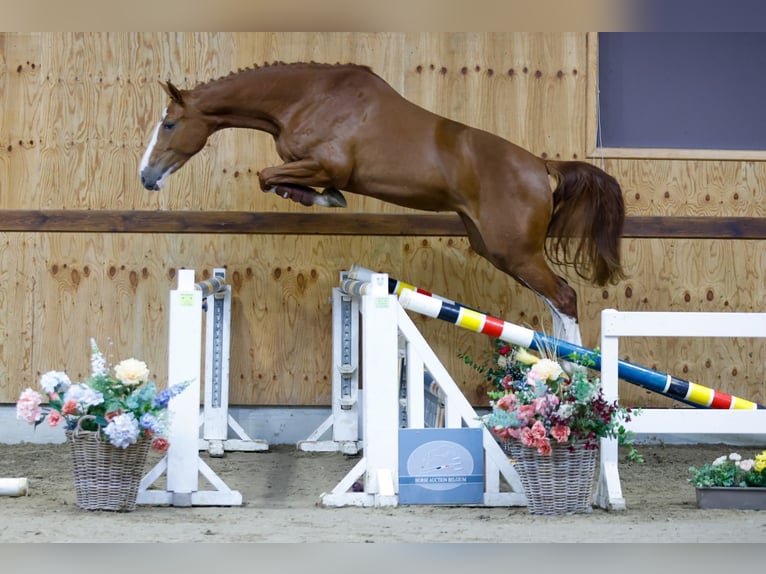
[
  {"xmin": 536, "ymin": 438, "xmax": 552, "ymax": 456},
  {"xmin": 496, "ymin": 394, "xmax": 515, "ymax": 410},
  {"xmin": 526, "ymin": 370, "xmax": 541, "ymax": 387},
  {"xmin": 517, "ymin": 404, "xmax": 536, "ymax": 424},
  {"xmin": 46, "ymin": 410, "xmax": 63, "ymax": 427},
  {"xmin": 61, "ymin": 399, "xmax": 78, "ymax": 416},
  {"xmin": 533, "ymin": 397, "xmax": 549, "ymax": 414},
  {"xmin": 16, "ymin": 388, "xmax": 43, "ymax": 424},
  {"xmin": 530, "ymin": 420, "xmax": 547, "ymax": 441},
  {"xmin": 550, "ymin": 424, "xmax": 571, "ymax": 443},
  {"xmin": 520, "ymin": 427, "xmax": 536, "ymax": 447},
  {"xmin": 151, "ymin": 437, "xmax": 170, "ymax": 452}
]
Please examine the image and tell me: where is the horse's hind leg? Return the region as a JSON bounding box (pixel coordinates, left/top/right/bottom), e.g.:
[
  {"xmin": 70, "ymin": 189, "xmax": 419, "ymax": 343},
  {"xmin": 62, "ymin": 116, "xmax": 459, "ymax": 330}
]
[
  {"xmin": 460, "ymin": 214, "xmax": 582, "ymax": 347},
  {"xmin": 511, "ymin": 257, "xmax": 583, "ymax": 347}
]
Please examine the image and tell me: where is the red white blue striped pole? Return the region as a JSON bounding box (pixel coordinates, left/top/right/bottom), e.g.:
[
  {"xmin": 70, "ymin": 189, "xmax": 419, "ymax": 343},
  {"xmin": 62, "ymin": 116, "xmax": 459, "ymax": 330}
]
[{"xmin": 348, "ymin": 266, "xmax": 763, "ymax": 410}]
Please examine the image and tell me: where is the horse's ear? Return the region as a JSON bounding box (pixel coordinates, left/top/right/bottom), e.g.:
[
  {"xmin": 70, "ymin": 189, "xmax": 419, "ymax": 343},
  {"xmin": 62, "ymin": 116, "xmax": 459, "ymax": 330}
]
[{"xmin": 160, "ymin": 81, "xmax": 184, "ymax": 106}]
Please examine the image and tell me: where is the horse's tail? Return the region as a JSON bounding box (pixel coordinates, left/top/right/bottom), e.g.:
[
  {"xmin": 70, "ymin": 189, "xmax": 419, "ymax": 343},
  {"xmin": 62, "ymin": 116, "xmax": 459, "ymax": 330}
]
[{"xmin": 543, "ymin": 160, "xmax": 625, "ymax": 286}]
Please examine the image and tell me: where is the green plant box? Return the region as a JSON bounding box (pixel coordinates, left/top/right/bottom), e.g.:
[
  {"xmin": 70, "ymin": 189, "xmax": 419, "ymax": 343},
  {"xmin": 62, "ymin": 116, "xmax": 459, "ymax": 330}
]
[{"xmin": 695, "ymin": 487, "xmax": 766, "ymax": 510}]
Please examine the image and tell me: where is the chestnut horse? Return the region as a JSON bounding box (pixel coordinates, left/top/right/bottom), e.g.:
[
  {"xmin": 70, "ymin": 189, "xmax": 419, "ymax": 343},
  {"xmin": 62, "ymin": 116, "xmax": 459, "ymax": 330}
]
[{"xmin": 140, "ymin": 62, "xmax": 624, "ymax": 345}]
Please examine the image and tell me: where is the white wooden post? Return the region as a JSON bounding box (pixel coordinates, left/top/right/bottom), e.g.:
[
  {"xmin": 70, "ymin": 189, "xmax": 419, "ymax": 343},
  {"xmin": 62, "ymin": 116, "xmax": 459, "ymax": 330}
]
[
  {"xmin": 166, "ymin": 269, "xmax": 203, "ymax": 502},
  {"xmin": 360, "ymin": 273, "xmax": 400, "ymax": 505}
]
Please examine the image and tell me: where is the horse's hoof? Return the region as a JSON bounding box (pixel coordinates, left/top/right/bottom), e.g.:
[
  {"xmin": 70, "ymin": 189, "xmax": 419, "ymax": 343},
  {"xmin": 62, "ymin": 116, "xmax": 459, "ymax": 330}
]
[{"xmin": 316, "ymin": 187, "xmax": 347, "ymax": 208}]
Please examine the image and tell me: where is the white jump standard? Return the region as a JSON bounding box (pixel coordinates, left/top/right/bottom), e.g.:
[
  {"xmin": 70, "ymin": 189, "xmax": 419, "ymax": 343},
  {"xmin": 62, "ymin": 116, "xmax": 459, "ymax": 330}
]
[
  {"xmin": 198, "ymin": 269, "xmax": 267, "ymax": 457},
  {"xmin": 297, "ymin": 273, "xmax": 362, "ymax": 454},
  {"xmin": 319, "ymin": 272, "xmax": 526, "ymax": 508},
  {"xmin": 136, "ymin": 268, "xmax": 244, "ymax": 507}
]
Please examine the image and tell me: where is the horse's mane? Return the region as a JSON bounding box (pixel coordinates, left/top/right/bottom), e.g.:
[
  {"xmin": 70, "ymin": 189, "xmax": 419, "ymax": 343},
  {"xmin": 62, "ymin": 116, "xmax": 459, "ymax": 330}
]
[{"xmin": 194, "ymin": 61, "xmax": 374, "ymax": 90}]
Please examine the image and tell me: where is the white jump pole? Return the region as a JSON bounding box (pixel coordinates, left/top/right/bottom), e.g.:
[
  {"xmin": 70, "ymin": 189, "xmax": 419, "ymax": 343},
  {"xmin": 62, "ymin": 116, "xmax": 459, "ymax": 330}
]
[
  {"xmin": 136, "ymin": 268, "xmax": 242, "ymax": 507},
  {"xmin": 0, "ymin": 478, "xmax": 29, "ymax": 497}
]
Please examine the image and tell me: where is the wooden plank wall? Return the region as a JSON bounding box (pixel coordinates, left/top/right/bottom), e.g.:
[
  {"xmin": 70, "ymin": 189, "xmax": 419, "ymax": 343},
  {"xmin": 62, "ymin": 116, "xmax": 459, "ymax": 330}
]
[{"xmin": 0, "ymin": 32, "xmax": 763, "ymax": 410}]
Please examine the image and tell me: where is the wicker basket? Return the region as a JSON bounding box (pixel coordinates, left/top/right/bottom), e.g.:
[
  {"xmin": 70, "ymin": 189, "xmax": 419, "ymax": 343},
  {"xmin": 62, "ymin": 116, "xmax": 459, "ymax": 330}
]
[
  {"xmin": 503, "ymin": 440, "xmax": 598, "ymax": 516},
  {"xmin": 65, "ymin": 417, "xmax": 150, "ymax": 512}
]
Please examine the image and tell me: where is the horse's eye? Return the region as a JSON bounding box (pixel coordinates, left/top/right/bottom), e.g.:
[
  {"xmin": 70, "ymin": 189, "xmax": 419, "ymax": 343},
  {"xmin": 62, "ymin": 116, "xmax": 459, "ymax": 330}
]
[{"xmin": 162, "ymin": 122, "xmax": 176, "ymax": 130}]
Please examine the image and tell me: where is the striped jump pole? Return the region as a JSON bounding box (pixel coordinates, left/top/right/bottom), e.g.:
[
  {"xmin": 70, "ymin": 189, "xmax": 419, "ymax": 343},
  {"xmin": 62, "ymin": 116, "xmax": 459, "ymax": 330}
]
[{"xmin": 349, "ymin": 266, "xmax": 764, "ymax": 410}]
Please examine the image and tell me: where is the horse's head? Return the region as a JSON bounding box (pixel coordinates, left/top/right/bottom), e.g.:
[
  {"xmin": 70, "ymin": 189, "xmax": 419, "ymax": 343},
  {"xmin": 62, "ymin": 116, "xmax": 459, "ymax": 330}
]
[{"xmin": 139, "ymin": 81, "xmax": 212, "ymax": 190}]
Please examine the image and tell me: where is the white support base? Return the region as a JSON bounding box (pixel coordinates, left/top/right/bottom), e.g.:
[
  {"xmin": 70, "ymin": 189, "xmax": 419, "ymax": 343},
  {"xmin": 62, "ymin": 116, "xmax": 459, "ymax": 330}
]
[
  {"xmin": 200, "ymin": 438, "xmax": 270, "ymax": 456},
  {"xmin": 320, "ymin": 458, "xmax": 398, "ymax": 507},
  {"xmin": 296, "ymin": 412, "xmax": 361, "ymax": 454},
  {"xmin": 199, "ymin": 414, "xmax": 269, "ymax": 456},
  {"xmin": 137, "ymin": 456, "xmax": 243, "ymax": 507}
]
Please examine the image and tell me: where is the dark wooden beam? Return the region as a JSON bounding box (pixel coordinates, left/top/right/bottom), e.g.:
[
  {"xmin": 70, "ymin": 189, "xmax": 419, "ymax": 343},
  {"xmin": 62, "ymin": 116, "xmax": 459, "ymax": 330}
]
[
  {"xmin": 0, "ymin": 210, "xmax": 764, "ymax": 239},
  {"xmin": 622, "ymin": 216, "xmax": 766, "ymax": 239},
  {"xmin": 0, "ymin": 210, "xmax": 466, "ymax": 235}
]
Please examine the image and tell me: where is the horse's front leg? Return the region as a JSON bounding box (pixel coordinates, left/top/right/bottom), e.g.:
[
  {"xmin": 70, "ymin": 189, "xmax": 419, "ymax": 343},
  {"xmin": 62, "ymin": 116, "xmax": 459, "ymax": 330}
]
[{"xmin": 259, "ymin": 160, "xmax": 347, "ymax": 208}]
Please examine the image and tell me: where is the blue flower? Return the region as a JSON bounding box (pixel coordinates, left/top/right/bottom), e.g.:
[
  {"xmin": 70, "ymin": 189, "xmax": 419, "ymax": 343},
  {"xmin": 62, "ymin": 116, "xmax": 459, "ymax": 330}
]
[
  {"xmin": 139, "ymin": 412, "xmax": 165, "ymax": 434},
  {"xmin": 152, "ymin": 381, "xmax": 191, "ymax": 408}
]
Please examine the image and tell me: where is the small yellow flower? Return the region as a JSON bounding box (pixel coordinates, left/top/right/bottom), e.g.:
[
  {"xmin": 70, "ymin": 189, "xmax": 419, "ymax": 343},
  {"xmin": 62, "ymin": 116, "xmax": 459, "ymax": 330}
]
[
  {"xmin": 114, "ymin": 358, "xmax": 150, "ymax": 387},
  {"xmin": 515, "ymin": 347, "xmax": 539, "ymax": 366},
  {"xmin": 754, "ymin": 451, "xmax": 766, "ymax": 473}
]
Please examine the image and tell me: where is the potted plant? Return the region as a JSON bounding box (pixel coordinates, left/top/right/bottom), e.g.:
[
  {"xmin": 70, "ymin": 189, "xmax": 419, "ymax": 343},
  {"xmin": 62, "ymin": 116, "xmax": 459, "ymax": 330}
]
[
  {"xmin": 16, "ymin": 338, "xmax": 190, "ymax": 511},
  {"xmin": 477, "ymin": 342, "xmax": 640, "ymax": 515},
  {"xmin": 689, "ymin": 451, "xmax": 766, "ymax": 510}
]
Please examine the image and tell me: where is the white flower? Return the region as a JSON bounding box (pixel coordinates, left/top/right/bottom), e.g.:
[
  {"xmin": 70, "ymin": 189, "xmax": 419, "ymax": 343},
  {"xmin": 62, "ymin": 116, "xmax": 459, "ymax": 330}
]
[
  {"xmin": 738, "ymin": 459, "xmax": 755, "ymax": 472},
  {"xmin": 114, "ymin": 358, "xmax": 150, "ymax": 386},
  {"xmin": 64, "ymin": 384, "xmax": 104, "ymax": 408},
  {"xmin": 39, "ymin": 370, "xmax": 71, "ymax": 394},
  {"xmin": 728, "ymin": 452, "xmax": 742, "ymax": 462},
  {"xmin": 529, "ymin": 358, "xmax": 564, "ymax": 382},
  {"xmin": 104, "ymin": 412, "xmax": 140, "ymax": 449},
  {"xmin": 90, "ymin": 338, "xmax": 108, "ymax": 377},
  {"xmin": 555, "ymin": 403, "xmax": 574, "ymax": 419},
  {"xmin": 712, "ymin": 455, "xmax": 727, "ymax": 466}
]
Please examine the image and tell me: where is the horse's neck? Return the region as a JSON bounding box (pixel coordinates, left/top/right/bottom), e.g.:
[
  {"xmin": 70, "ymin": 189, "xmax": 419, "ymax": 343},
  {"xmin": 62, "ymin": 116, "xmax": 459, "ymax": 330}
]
[{"xmin": 190, "ymin": 68, "xmax": 304, "ymax": 134}]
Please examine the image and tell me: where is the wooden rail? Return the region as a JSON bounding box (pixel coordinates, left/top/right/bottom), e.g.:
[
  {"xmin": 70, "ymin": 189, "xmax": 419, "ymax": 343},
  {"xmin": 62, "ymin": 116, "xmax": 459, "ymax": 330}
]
[{"xmin": 0, "ymin": 210, "xmax": 765, "ymax": 239}]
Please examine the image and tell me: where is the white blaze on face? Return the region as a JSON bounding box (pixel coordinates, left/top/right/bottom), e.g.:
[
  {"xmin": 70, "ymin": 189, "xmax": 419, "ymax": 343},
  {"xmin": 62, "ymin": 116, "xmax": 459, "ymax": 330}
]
[{"xmin": 139, "ymin": 108, "xmax": 167, "ymax": 187}]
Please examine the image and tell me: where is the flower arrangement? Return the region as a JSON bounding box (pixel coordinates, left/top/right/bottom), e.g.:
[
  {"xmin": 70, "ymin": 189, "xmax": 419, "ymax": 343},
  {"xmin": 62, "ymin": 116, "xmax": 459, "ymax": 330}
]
[
  {"xmin": 16, "ymin": 338, "xmax": 189, "ymax": 451},
  {"xmin": 689, "ymin": 451, "xmax": 766, "ymax": 488},
  {"xmin": 479, "ymin": 342, "xmax": 640, "ymax": 459}
]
